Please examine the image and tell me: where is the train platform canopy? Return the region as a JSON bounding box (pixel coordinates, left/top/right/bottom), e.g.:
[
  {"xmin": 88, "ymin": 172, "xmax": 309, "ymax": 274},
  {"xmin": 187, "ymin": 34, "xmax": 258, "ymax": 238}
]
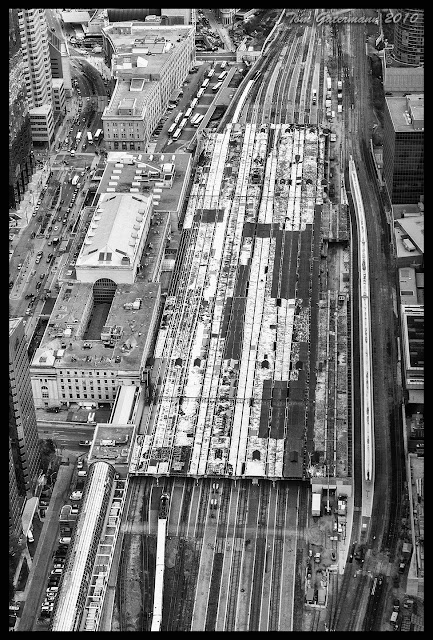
[{"xmin": 61, "ymin": 11, "xmax": 90, "ymax": 24}]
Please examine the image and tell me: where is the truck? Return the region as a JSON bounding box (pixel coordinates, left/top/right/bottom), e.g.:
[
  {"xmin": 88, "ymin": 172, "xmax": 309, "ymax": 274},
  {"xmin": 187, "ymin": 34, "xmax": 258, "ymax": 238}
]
[
  {"xmin": 325, "ymin": 99, "xmax": 331, "ymax": 108},
  {"xmin": 326, "ymin": 76, "xmax": 331, "ymax": 91},
  {"xmin": 390, "ymin": 611, "xmax": 398, "ymax": 624},
  {"xmin": 312, "ymin": 492, "xmax": 321, "ymax": 516},
  {"xmin": 402, "ymin": 542, "xmax": 412, "ymax": 560},
  {"xmin": 71, "ymin": 175, "xmax": 79, "ymax": 186},
  {"xmin": 306, "ymin": 587, "xmax": 314, "ymax": 604},
  {"xmin": 317, "ymin": 587, "xmax": 326, "ymax": 605},
  {"xmin": 337, "ymin": 79, "xmax": 342, "ymax": 90},
  {"xmin": 337, "ymin": 104, "xmax": 342, "ymax": 113},
  {"xmin": 312, "ymin": 89, "xmax": 317, "ymax": 105},
  {"xmin": 337, "ymin": 496, "xmax": 347, "ymax": 515}
]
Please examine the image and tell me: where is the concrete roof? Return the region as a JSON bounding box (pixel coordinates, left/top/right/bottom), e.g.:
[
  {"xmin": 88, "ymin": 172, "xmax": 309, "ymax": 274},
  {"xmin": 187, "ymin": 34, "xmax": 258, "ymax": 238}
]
[
  {"xmin": 396, "ymin": 215, "xmax": 424, "ymax": 253},
  {"xmin": 76, "ymin": 193, "xmax": 151, "ymax": 266},
  {"xmin": 97, "ymin": 151, "xmax": 191, "ymax": 214},
  {"xmin": 89, "ymin": 423, "xmax": 135, "ymax": 465},
  {"xmin": 103, "ymin": 77, "xmax": 157, "ymax": 118},
  {"xmin": 32, "ymin": 281, "xmax": 160, "ymax": 371},
  {"xmin": 385, "ymin": 94, "xmax": 424, "ymax": 132},
  {"xmin": 61, "ymin": 11, "xmax": 90, "ymax": 24},
  {"xmin": 104, "ymin": 23, "xmax": 192, "ymax": 77}
]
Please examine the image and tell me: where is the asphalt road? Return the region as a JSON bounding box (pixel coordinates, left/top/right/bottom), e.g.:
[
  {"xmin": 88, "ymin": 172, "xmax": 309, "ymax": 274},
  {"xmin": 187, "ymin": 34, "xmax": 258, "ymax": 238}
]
[{"xmin": 17, "ymin": 462, "xmax": 75, "ymax": 631}]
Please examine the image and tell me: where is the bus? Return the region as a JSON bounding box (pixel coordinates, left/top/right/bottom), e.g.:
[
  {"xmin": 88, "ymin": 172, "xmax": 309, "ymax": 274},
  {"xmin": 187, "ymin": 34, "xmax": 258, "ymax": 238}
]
[
  {"xmin": 172, "ymin": 127, "xmax": 182, "ymax": 140},
  {"xmin": 218, "ymin": 70, "xmax": 228, "ymax": 81},
  {"xmin": 220, "ymin": 60, "xmax": 227, "ymax": 69},
  {"xmin": 179, "ymin": 117, "xmax": 188, "ymax": 129},
  {"xmin": 201, "ymin": 78, "xmax": 210, "ymax": 89},
  {"xmin": 191, "ymin": 113, "xmax": 204, "ymax": 127},
  {"xmin": 191, "ymin": 97, "xmax": 198, "ymax": 109},
  {"xmin": 76, "ymin": 131, "xmax": 82, "ymax": 142},
  {"xmin": 212, "ymin": 81, "xmax": 222, "ymax": 92},
  {"xmin": 184, "ymin": 106, "xmax": 193, "ymax": 119},
  {"xmin": 207, "ymin": 68, "xmax": 214, "ymax": 78},
  {"xmin": 167, "ymin": 122, "xmax": 177, "ymax": 135},
  {"xmin": 94, "ymin": 129, "xmax": 102, "ymax": 142},
  {"xmin": 86, "ymin": 131, "xmax": 93, "ymax": 144},
  {"xmin": 174, "ymin": 111, "xmax": 183, "ymax": 125},
  {"xmin": 196, "ymin": 88, "xmax": 205, "ymax": 99}
]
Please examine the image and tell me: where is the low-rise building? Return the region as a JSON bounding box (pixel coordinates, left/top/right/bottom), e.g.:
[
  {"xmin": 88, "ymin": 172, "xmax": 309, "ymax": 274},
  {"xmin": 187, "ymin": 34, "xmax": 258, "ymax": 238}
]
[
  {"xmin": 29, "ymin": 103, "xmax": 55, "ymax": 146},
  {"xmin": 394, "ymin": 214, "xmax": 424, "ymax": 269},
  {"xmin": 52, "ymin": 78, "xmax": 66, "ymax": 114}
]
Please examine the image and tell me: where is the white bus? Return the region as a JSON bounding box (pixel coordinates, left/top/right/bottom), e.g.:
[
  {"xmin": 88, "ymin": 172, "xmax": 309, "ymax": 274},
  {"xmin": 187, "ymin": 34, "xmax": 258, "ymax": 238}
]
[
  {"xmin": 218, "ymin": 70, "xmax": 228, "ymax": 81},
  {"xmin": 167, "ymin": 122, "xmax": 177, "ymax": 135},
  {"xmin": 184, "ymin": 106, "xmax": 193, "ymax": 119},
  {"xmin": 174, "ymin": 111, "xmax": 183, "ymax": 125},
  {"xmin": 201, "ymin": 78, "xmax": 210, "ymax": 89},
  {"xmin": 76, "ymin": 131, "xmax": 82, "ymax": 142},
  {"xmin": 179, "ymin": 117, "xmax": 188, "ymax": 129},
  {"xmin": 207, "ymin": 68, "xmax": 214, "ymax": 78},
  {"xmin": 191, "ymin": 113, "xmax": 204, "ymax": 127},
  {"xmin": 212, "ymin": 81, "xmax": 222, "ymax": 93},
  {"xmin": 86, "ymin": 131, "xmax": 93, "ymax": 144},
  {"xmin": 191, "ymin": 98, "xmax": 198, "ymax": 109},
  {"xmin": 196, "ymin": 88, "xmax": 205, "ymax": 99},
  {"xmin": 172, "ymin": 127, "xmax": 182, "ymax": 140},
  {"xmin": 94, "ymin": 129, "xmax": 102, "ymax": 142}
]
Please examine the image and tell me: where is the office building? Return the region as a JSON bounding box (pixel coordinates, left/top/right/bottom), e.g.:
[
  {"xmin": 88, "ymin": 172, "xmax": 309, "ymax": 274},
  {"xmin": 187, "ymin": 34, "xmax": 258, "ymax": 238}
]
[
  {"xmin": 393, "ymin": 8, "xmax": 424, "ymax": 66},
  {"xmin": 52, "ymin": 78, "xmax": 66, "ymax": 114},
  {"xmin": 9, "ymin": 318, "xmax": 41, "ymax": 499},
  {"xmin": 400, "ymin": 305, "xmax": 424, "ymax": 404},
  {"xmin": 383, "ymin": 94, "xmax": 424, "ymax": 205},
  {"xmin": 9, "ymin": 8, "xmax": 34, "ymax": 210},
  {"xmin": 218, "ymin": 9, "xmax": 236, "ymax": 26},
  {"xmin": 48, "ymin": 28, "xmax": 72, "ymax": 96},
  {"xmin": 18, "ymin": 8, "xmax": 55, "ymax": 146},
  {"xmin": 106, "ymin": 9, "xmax": 191, "ymax": 25},
  {"xmin": 101, "ymin": 23, "xmax": 194, "ymax": 151}
]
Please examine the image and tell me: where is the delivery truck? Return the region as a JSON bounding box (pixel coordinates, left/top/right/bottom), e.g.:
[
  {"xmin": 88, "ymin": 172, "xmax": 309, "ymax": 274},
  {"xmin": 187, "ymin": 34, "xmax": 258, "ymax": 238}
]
[{"xmin": 312, "ymin": 492, "xmax": 321, "ymax": 517}]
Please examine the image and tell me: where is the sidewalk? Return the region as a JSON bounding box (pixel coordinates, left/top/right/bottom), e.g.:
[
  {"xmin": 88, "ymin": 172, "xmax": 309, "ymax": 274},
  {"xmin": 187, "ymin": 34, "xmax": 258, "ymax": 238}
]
[{"xmin": 16, "ymin": 460, "xmax": 76, "ymax": 630}]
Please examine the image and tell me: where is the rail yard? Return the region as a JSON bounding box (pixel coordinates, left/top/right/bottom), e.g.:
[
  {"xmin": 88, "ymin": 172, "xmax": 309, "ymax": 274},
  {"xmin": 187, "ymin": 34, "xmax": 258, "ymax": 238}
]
[
  {"xmin": 33, "ymin": 8, "xmax": 405, "ymax": 633},
  {"xmin": 116, "ymin": 8, "xmax": 356, "ymax": 631}
]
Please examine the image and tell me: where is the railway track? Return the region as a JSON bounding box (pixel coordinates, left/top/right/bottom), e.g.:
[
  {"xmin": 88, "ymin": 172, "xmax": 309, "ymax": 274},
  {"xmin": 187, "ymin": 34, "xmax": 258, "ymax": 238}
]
[
  {"xmin": 268, "ymin": 483, "xmax": 287, "ymax": 630},
  {"xmin": 225, "ymin": 481, "xmax": 248, "ymax": 630},
  {"xmin": 248, "ymin": 482, "xmax": 270, "ymax": 630}
]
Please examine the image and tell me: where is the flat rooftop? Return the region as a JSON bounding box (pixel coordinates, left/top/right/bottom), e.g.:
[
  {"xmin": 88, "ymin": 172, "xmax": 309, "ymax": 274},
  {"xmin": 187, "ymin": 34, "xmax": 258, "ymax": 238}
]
[
  {"xmin": 89, "ymin": 423, "xmax": 135, "ymax": 466},
  {"xmin": 61, "ymin": 10, "xmax": 90, "ymax": 24},
  {"xmin": 32, "ymin": 281, "xmax": 160, "ymax": 370},
  {"xmin": 396, "ymin": 215, "xmax": 424, "ymax": 253},
  {"xmin": 385, "ymin": 94, "xmax": 424, "ymax": 132},
  {"xmin": 394, "ymin": 227, "xmax": 423, "ymax": 262},
  {"xmin": 98, "ymin": 151, "xmax": 191, "ymax": 215},
  {"xmin": 104, "ymin": 23, "xmax": 192, "ymax": 77},
  {"xmin": 103, "ymin": 77, "xmax": 157, "ymax": 118},
  {"xmin": 9, "ymin": 317, "xmax": 22, "ymax": 336}
]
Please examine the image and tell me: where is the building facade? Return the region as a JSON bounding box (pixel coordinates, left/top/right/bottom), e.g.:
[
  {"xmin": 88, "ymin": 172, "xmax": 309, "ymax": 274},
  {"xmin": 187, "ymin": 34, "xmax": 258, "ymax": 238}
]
[
  {"xmin": 383, "ymin": 94, "xmax": 424, "ymax": 204},
  {"xmin": 18, "ymin": 8, "xmax": 55, "ymax": 146},
  {"xmin": 393, "ymin": 8, "xmax": 424, "ymax": 66},
  {"xmin": 9, "ymin": 318, "xmax": 41, "ymax": 499},
  {"xmin": 9, "ymin": 8, "xmax": 34, "ymax": 210},
  {"xmin": 102, "ymin": 23, "xmax": 194, "ymax": 151},
  {"xmin": 48, "ymin": 29, "xmax": 72, "ymax": 95},
  {"xmin": 18, "ymin": 9, "xmax": 53, "ymax": 110},
  {"xmin": 52, "ymin": 78, "xmax": 66, "ymax": 114}
]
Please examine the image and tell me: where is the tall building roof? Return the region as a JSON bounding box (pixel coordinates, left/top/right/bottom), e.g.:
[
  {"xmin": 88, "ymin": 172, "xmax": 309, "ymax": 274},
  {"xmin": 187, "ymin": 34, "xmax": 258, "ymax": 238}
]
[{"xmin": 385, "ymin": 94, "xmax": 424, "ymax": 132}]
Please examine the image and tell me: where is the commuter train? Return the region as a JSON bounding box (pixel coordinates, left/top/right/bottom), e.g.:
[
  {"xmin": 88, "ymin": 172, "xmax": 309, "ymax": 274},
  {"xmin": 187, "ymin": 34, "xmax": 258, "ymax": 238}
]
[{"xmin": 348, "ymin": 157, "xmax": 374, "ymax": 484}]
